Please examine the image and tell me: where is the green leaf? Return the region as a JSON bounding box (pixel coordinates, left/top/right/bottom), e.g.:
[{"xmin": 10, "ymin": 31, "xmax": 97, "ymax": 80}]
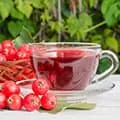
[
  {"xmin": 79, "ymin": 13, "xmax": 93, "ymax": 28},
  {"xmin": 105, "ymin": 37, "xmax": 119, "ymax": 52},
  {"xmin": 41, "ymin": 10, "xmax": 52, "ymax": 22},
  {"xmin": 91, "ymin": 34, "xmax": 103, "ymax": 44},
  {"xmin": 66, "ymin": 13, "xmax": 92, "ymax": 40},
  {"xmin": 39, "ymin": 100, "xmax": 96, "ymax": 114},
  {"xmin": 61, "ymin": 3, "xmax": 71, "ymax": 17},
  {"xmin": 30, "ymin": 0, "xmax": 43, "ymax": 9},
  {"xmin": 49, "ymin": 21, "xmax": 64, "ymax": 33},
  {"xmin": 105, "ymin": 3, "xmax": 119, "ymax": 26},
  {"xmin": 16, "ymin": 1, "xmax": 33, "ymax": 18},
  {"xmin": 10, "ymin": 8, "xmax": 24, "ymax": 20},
  {"xmin": 101, "ymin": 0, "xmax": 116, "ymax": 15},
  {"xmin": 43, "ymin": 0, "xmax": 56, "ymax": 9},
  {"xmin": 14, "ymin": 27, "xmax": 34, "ymax": 47},
  {"xmin": 101, "ymin": 0, "xmax": 120, "ymax": 26},
  {"xmin": 0, "ymin": 34, "xmax": 6, "ymax": 42},
  {"xmin": 104, "ymin": 29, "xmax": 113, "ymax": 37},
  {"xmin": 8, "ymin": 21, "xmax": 23, "ymax": 37},
  {"xmin": 88, "ymin": 0, "xmax": 96, "ymax": 8},
  {"xmin": 67, "ymin": 102, "xmax": 96, "ymax": 110},
  {"xmin": 0, "ymin": 0, "xmax": 13, "ymax": 20},
  {"xmin": 22, "ymin": 19, "xmax": 36, "ymax": 34}
]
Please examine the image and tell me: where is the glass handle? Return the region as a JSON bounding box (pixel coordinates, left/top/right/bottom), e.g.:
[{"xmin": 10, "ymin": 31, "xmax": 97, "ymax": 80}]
[{"xmin": 91, "ymin": 50, "xmax": 119, "ymax": 84}]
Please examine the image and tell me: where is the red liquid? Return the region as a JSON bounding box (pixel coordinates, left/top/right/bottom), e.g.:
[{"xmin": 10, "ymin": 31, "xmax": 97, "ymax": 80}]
[{"xmin": 32, "ymin": 49, "xmax": 99, "ymax": 90}]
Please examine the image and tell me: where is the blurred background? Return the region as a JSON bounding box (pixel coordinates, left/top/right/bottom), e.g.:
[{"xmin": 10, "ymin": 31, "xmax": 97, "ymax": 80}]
[{"xmin": 0, "ymin": 0, "xmax": 119, "ymax": 73}]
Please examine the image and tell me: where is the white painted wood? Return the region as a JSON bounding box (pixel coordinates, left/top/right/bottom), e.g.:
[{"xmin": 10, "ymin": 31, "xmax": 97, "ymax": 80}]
[{"xmin": 0, "ymin": 75, "xmax": 120, "ymax": 120}]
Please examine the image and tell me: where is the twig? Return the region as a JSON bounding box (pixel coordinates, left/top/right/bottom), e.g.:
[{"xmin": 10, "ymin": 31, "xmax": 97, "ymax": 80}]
[
  {"xmin": 78, "ymin": 0, "xmax": 82, "ymax": 13},
  {"xmin": 70, "ymin": 0, "xmax": 77, "ymax": 16},
  {"xmin": 33, "ymin": 30, "xmax": 41, "ymax": 40},
  {"xmin": 53, "ymin": 7, "xmax": 57, "ymax": 19},
  {"xmin": 84, "ymin": 21, "xmax": 106, "ymax": 33},
  {"xmin": 58, "ymin": 0, "xmax": 62, "ymax": 42}
]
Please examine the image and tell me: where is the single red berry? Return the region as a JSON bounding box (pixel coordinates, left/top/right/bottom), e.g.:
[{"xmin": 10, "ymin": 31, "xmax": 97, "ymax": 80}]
[
  {"xmin": 40, "ymin": 93, "xmax": 57, "ymax": 110},
  {"xmin": 0, "ymin": 92, "xmax": 6, "ymax": 109},
  {"xmin": 16, "ymin": 50, "xmax": 31, "ymax": 60},
  {"xmin": 0, "ymin": 43, "xmax": 3, "ymax": 53},
  {"xmin": 32, "ymin": 78, "xmax": 49, "ymax": 95},
  {"xmin": 26, "ymin": 72, "xmax": 36, "ymax": 79},
  {"xmin": 16, "ymin": 74, "xmax": 24, "ymax": 81},
  {"xmin": 3, "ymin": 81, "xmax": 20, "ymax": 97},
  {"xmin": 2, "ymin": 40, "xmax": 14, "ymax": 48},
  {"xmin": 27, "ymin": 72, "xmax": 36, "ymax": 79},
  {"xmin": 3, "ymin": 47, "xmax": 17, "ymax": 61},
  {"xmin": 18, "ymin": 44, "xmax": 32, "ymax": 52},
  {"xmin": 23, "ymin": 93, "xmax": 40, "ymax": 112},
  {"xmin": 23, "ymin": 68, "xmax": 32, "ymax": 75},
  {"xmin": 0, "ymin": 53, "xmax": 7, "ymax": 62},
  {"xmin": 7, "ymin": 94, "xmax": 23, "ymax": 110}
]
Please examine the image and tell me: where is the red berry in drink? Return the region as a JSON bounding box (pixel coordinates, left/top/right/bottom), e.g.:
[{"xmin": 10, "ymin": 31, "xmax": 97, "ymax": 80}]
[
  {"xmin": 2, "ymin": 40, "xmax": 14, "ymax": 48},
  {"xmin": 23, "ymin": 93, "xmax": 40, "ymax": 112},
  {"xmin": 0, "ymin": 92, "xmax": 6, "ymax": 109},
  {"xmin": 56, "ymin": 66, "xmax": 73, "ymax": 87},
  {"xmin": 3, "ymin": 81, "xmax": 20, "ymax": 97},
  {"xmin": 0, "ymin": 53, "xmax": 6, "ymax": 62},
  {"xmin": 7, "ymin": 94, "xmax": 23, "ymax": 110},
  {"xmin": 48, "ymin": 71, "xmax": 56, "ymax": 83},
  {"xmin": 3, "ymin": 47, "xmax": 17, "ymax": 61},
  {"xmin": 40, "ymin": 93, "xmax": 57, "ymax": 110},
  {"xmin": 32, "ymin": 78, "xmax": 49, "ymax": 95}
]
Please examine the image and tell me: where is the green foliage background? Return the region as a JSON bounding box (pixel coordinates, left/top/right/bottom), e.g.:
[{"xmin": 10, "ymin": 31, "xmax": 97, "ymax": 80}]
[{"xmin": 0, "ymin": 0, "xmax": 120, "ymax": 73}]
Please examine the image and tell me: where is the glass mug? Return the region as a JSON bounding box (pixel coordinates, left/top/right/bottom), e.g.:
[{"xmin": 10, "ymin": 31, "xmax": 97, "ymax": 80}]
[{"xmin": 17, "ymin": 42, "xmax": 119, "ymax": 101}]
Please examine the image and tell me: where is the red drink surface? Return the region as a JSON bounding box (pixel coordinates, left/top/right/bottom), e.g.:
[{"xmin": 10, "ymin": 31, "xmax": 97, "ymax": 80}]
[{"xmin": 32, "ymin": 49, "xmax": 99, "ymax": 90}]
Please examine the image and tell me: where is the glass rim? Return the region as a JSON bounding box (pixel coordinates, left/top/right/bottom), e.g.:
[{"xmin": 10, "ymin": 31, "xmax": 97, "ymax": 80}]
[{"xmin": 29, "ymin": 42, "xmax": 101, "ymax": 49}]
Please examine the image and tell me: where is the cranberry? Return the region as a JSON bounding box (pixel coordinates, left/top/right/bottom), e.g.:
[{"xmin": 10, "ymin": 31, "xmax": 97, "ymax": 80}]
[
  {"xmin": 7, "ymin": 94, "xmax": 23, "ymax": 110},
  {"xmin": 0, "ymin": 92, "xmax": 6, "ymax": 109},
  {"xmin": 32, "ymin": 78, "xmax": 49, "ymax": 95},
  {"xmin": 3, "ymin": 81, "xmax": 20, "ymax": 97},
  {"xmin": 23, "ymin": 93, "xmax": 40, "ymax": 112},
  {"xmin": 0, "ymin": 53, "xmax": 7, "ymax": 62},
  {"xmin": 3, "ymin": 47, "xmax": 17, "ymax": 61},
  {"xmin": 41, "ymin": 93, "xmax": 57, "ymax": 110},
  {"xmin": 2, "ymin": 40, "xmax": 14, "ymax": 48}
]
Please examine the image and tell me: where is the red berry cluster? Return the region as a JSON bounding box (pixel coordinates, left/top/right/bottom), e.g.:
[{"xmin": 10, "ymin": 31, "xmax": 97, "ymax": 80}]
[
  {"xmin": 0, "ymin": 40, "xmax": 32, "ymax": 61},
  {"xmin": 0, "ymin": 40, "xmax": 36, "ymax": 82},
  {"xmin": 0, "ymin": 78, "xmax": 57, "ymax": 111}
]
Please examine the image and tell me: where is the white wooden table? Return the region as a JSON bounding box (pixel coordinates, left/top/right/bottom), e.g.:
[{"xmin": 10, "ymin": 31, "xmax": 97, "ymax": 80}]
[{"xmin": 0, "ymin": 75, "xmax": 120, "ymax": 120}]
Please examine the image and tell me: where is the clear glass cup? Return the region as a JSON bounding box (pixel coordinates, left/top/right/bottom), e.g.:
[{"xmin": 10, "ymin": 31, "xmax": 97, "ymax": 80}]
[{"xmin": 17, "ymin": 42, "xmax": 119, "ymax": 102}]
